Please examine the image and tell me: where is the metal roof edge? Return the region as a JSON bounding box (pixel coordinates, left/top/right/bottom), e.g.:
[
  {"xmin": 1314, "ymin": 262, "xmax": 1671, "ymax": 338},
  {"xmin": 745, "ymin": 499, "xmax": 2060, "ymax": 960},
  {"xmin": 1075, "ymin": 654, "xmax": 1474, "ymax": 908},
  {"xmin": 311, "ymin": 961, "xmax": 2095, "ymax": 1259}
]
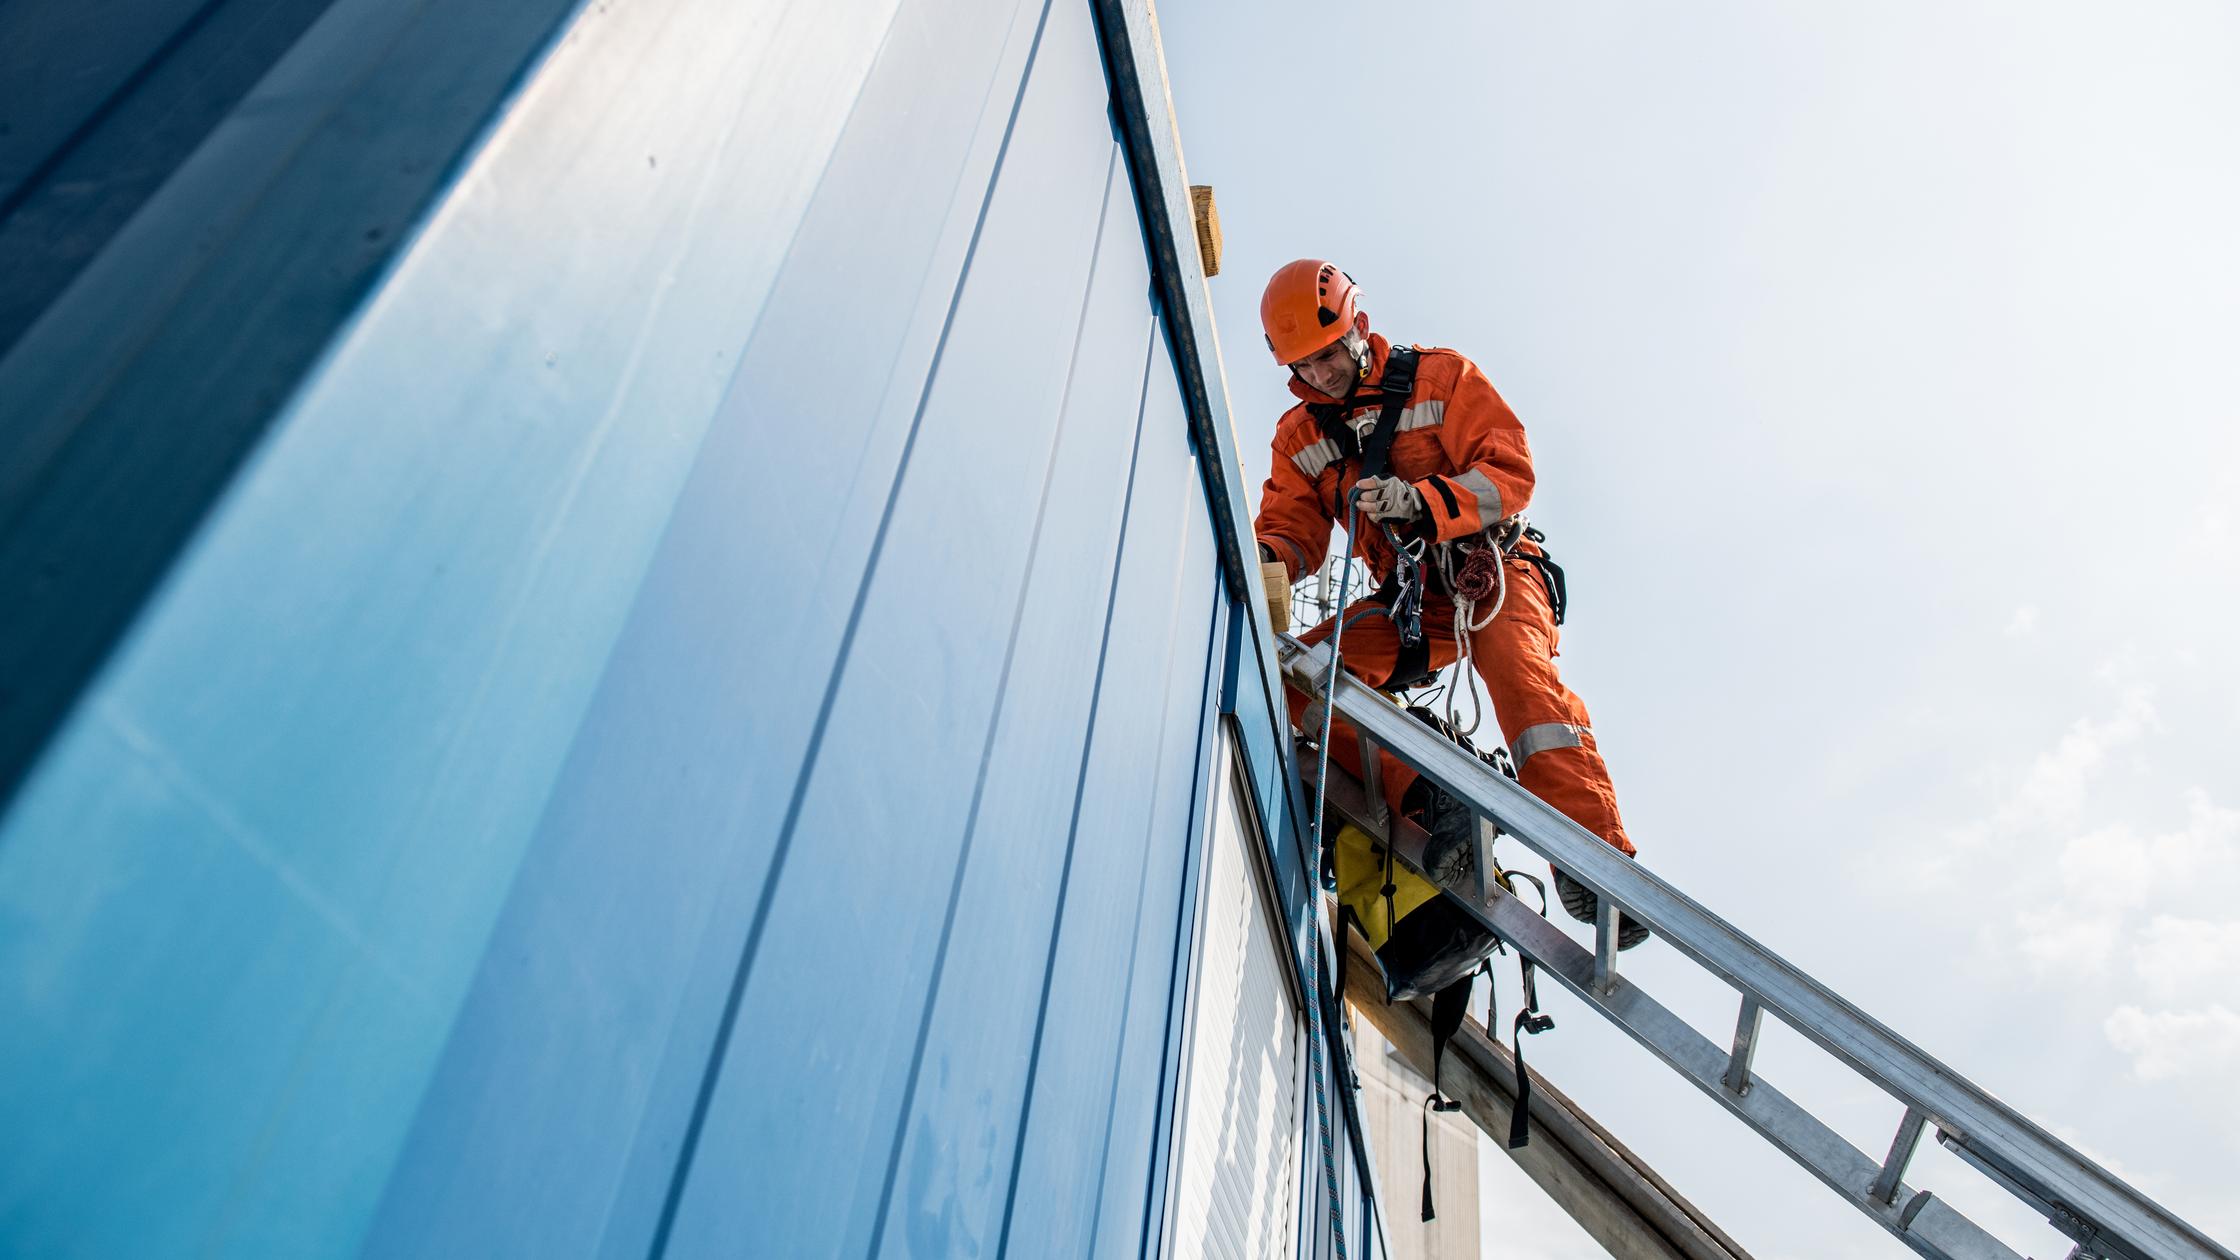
[{"xmin": 1087, "ymin": 0, "xmax": 1311, "ymax": 858}]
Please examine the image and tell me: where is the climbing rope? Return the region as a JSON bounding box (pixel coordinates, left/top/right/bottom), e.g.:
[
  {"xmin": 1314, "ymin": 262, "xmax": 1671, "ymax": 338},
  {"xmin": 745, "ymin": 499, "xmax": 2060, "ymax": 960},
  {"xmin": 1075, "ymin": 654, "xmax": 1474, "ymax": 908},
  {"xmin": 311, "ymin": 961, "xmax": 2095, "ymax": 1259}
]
[
  {"xmin": 1302, "ymin": 911, "xmax": 1348, "ymax": 1260},
  {"xmin": 1308, "ymin": 494, "xmax": 1363, "ymax": 860},
  {"xmin": 1435, "ymin": 538, "xmax": 1506, "ymax": 738},
  {"xmin": 1304, "ymin": 491, "xmax": 1365, "ymax": 1260}
]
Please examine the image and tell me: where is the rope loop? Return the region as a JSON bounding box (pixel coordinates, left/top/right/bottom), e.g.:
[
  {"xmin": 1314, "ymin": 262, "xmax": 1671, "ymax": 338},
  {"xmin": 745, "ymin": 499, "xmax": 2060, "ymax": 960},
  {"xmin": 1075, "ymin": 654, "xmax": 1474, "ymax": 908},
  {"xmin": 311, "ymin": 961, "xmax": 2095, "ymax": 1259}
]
[{"xmin": 1452, "ymin": 545, "xmax": 1502, "ymax": 602}]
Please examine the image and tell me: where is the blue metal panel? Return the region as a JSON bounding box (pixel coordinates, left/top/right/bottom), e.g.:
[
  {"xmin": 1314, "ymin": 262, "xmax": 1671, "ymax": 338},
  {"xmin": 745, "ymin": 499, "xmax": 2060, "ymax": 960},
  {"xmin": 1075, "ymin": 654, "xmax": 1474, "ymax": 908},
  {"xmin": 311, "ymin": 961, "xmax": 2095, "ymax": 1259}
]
[
  {"xmin": 999, "ymin": 325, "xmax": 1221, "ymax": 1255},
  {"xmin": 1225, "ymin": 602, "xmax": 1315, "ymax": 932},
  {"xmin": 0, "ymin": 0, "xmax": 593, "ymax": 802},
  {"xmin": 0, "ymin": 0, "xmax": 210, "ymax": 203},
  {"xmin": 0, "ymin": 0, "xmax": 339, "ymax": 352},
  {"xmin": 0, "ymin": 0, "xmax": 1046, "ymax": 1253},
  {"xmin": 1087, "ymin": 0, "xmax": 1320, "ymax": 983},
  {"xmin": 357, "ymin": 1, "xmax": 1057, "ymax": 1255},
  {"xmin": 0, "ymin": 1, "xmax": 1341, "ymax": 1257},
  {"xmin": 1088, "ymin": 343, "xmax": 1224, "ymax": 1260},
  {"xmin": 862, "ymin": 155, "xmax": 1155, "ymax": 1260},
  {"xmin": 647, "ymin": 3, "xmax": 1126, "ymax": 1251}
]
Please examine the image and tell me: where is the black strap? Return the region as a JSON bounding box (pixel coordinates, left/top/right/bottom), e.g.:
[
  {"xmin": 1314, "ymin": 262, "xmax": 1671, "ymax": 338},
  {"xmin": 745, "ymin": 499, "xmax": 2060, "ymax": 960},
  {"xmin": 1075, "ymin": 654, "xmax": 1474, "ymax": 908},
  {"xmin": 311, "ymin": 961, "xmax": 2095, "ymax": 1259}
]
[
  {"xmin": 1309, "ymin": 345, "xmax": 1420, "ymax": 482},
  {"xmin": 1335, "ymin": 905, "xmax": 1361, "ymax": 1029},
  {"xmin": 1312, "ymin": 349, "xmax": 1429, "ymax": 650},
  {"xmin": 1483, "ymin": 958, "xmax": 1498, "ymax": 1032},
  {"xmin": 1360, "ymin": 346, "xmax": 1418, "ymax": 481},
  {"xmin": 1421, "ymin": 978, "xmax": 1471, "ymax": 1221},
  {"xmin": 1507, "ymin": 960, "xmax": 1556, "ymax": 1149},
  {"xmin": 1517, "ymin": 528, "xmax": 1568, "ymax": 626},
  {"xmin": 1379, "ymin": 841, "xmax": 1399, "ymax": 949}
]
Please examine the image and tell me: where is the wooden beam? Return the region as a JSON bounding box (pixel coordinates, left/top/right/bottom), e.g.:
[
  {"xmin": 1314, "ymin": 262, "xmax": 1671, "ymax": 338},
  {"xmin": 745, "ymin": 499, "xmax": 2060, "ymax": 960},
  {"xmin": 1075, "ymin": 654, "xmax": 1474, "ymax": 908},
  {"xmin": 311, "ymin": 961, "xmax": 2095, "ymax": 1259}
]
[{"xmin": 1341, "ymin": 924, "xmax": 1754, "ymax": 1260}]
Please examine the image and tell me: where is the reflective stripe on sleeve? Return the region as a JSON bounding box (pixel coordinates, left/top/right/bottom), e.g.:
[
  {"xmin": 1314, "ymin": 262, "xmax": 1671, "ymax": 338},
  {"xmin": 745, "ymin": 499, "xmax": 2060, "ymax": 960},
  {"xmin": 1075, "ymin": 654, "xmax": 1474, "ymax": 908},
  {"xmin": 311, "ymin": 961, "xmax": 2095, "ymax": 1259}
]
[
  {"xmin": 1292, "ymin": 438, "xmax": 1343, "ymax": 479},
  {"xmin": 1396, "ymin": 400, "xmax": 1445, "ymax": 432},
  {"xmin": 1512, "ymin": 721, "xmax": 1587, "ymax": 766},
  {"xmin": 1452, "ymin": 468, "xmax": 1502, "ymax": 521}
]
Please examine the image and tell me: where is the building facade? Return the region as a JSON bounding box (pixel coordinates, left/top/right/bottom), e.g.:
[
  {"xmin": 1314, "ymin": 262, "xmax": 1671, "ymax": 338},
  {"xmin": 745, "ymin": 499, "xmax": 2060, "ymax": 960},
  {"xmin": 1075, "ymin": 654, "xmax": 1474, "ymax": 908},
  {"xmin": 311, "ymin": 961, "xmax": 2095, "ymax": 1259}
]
[
  {"xmin": 1355, "ymin": 1035, "xmax": 1484, "ymax": 1260},
  {"xmin": 0, "ymin": 0, "xmax": 1387, "ymax": 1255}
]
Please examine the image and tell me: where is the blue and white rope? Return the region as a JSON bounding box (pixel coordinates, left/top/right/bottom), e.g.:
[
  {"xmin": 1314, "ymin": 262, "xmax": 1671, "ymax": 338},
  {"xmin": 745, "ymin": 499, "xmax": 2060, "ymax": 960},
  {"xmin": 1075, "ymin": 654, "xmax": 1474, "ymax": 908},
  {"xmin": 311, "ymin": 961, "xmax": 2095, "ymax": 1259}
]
[{"xmin": 1304, "ymin": 495, "xmax": 1363, "ymax": 1258}]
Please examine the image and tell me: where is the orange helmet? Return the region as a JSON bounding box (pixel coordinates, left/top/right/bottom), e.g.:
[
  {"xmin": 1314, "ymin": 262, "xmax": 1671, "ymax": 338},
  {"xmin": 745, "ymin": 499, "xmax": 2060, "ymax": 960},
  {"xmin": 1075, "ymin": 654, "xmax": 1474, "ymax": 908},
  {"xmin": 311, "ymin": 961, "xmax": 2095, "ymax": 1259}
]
[{"xmin": 1260, "ymin": 259, "xmax": 1360, "ymax": 364}]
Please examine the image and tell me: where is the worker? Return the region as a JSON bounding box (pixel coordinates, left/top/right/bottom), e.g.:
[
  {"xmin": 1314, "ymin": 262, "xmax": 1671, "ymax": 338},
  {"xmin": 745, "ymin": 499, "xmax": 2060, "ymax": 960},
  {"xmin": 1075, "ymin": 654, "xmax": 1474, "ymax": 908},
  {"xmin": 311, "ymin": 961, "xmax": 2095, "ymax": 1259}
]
[{"xmin": 1254, "ymin": 259, "xmax": 1646, "ymax": 947}]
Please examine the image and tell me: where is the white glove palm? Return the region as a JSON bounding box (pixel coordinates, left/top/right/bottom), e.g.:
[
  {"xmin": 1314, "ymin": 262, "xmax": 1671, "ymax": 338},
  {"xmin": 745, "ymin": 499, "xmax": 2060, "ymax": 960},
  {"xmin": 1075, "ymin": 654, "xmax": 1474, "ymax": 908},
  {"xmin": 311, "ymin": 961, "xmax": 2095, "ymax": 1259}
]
[{"xmin": 1354, "ymin": 475, "xmax": 1424, "ymax": 523}]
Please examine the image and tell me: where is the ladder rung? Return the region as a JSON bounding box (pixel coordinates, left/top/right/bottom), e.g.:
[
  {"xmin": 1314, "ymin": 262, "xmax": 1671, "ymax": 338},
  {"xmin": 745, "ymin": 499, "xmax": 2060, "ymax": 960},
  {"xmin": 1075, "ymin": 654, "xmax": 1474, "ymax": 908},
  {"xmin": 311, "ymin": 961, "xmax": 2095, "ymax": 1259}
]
[
  {"xmin": 1873, "ymin": 1108, "xmax": 1929, "ymax": 1206},
  {"xmin": 1593, "ymin": 900, "xmax": 1621, "ymax": 994},
  {"xmin": 1723, "ymin": 996, "xmax": 1763, "ymax": 1096},
  {"xmin": 1355, "ymin": 726, "xmax": 1387, "ymax": 832},
  {"xmin": 1472, "ymin": 816, "xmax": 1497, "ymax": 906}
]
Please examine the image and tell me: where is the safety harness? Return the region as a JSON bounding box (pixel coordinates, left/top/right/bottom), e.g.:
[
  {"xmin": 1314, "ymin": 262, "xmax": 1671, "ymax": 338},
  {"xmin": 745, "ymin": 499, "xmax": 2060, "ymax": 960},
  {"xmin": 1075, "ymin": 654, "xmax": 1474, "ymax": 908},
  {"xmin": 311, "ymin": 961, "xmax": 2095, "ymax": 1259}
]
[
  {"xmin": 1305, "ymin": 345, "xmax": 1571, "ymax": 737},
  {"xmin": 1307, "ymin": 347, "xmax": 1431, "ymax": 663}
]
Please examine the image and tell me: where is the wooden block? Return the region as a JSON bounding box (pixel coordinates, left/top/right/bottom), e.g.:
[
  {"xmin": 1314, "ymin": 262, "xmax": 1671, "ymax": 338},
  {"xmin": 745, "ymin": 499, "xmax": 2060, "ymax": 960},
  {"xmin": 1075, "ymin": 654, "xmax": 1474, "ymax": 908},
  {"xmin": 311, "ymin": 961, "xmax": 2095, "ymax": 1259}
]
[
  {"xmin": 1260, "ymin": 559, "xmax": 1290, "ymax": 634},
  {"xmin": 1189, "ymin": 184, "xmax": 1222, "ymax": 277}
]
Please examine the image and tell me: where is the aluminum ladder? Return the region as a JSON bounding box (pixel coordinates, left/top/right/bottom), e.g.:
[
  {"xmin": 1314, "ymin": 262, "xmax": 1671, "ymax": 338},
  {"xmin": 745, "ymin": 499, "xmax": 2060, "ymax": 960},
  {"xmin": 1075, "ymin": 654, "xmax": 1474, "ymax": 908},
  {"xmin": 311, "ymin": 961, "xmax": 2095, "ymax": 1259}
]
[{"xmin": 1280, "ymin": 634, "xmax": 2234, "ymax": 1260}]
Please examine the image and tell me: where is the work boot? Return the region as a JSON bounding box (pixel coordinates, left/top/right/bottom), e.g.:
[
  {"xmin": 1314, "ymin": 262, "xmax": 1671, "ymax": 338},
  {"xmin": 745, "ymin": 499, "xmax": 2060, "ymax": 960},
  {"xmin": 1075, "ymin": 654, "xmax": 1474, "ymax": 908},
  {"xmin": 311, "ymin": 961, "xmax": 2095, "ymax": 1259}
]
[
  {"xmin": 1403, "ymin": 779, "xmax": 1476, "ymax": 891},
  {"xmin": 1553, "ymin": 868, "xmax": 1651, "ymax": 950}
]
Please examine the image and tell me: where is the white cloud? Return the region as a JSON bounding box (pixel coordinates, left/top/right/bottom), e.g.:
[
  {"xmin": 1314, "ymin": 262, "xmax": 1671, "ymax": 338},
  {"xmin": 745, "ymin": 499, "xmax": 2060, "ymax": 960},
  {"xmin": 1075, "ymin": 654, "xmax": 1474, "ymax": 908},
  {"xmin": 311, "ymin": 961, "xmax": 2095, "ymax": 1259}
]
[
  {"xmin": 1989, "ymin": 686, "xmax": 2155, "ymax": 838},
  {"xmin": 1906, "ymin": 671, "xmax": 2240, "ymax": 1048},
  {"xmin": 1925, "ymin": 684, "xmax": 2240, "ymax": 1099},
  {"xmin": 2104, "ymin": 1004, "xmax": 2240, "ymax": 1081},
  {"xmin": 2130, "ymin": 915, "xmax": 2240, "ymax": 1007},
  {"xmin": 1906, "ymin": 687, "xmax": 2161, "ymax": 891},
  {"xmin": 2004, "ymin": 789, "xmax": 2240, "ymax": 983},
  {"xmin": 2003, "ymin": 604, "xmax": 2040, "ymax": 637}
]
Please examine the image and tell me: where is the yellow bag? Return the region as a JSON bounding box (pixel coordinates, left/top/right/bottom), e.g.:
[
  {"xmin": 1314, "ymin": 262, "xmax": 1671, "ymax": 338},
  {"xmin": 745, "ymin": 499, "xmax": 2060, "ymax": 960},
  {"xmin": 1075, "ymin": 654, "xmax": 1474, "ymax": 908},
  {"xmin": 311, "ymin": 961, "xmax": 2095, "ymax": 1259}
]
[{"xmin": 1331, "ymin": 822, "xmax": 1500, "ymax": 1001}]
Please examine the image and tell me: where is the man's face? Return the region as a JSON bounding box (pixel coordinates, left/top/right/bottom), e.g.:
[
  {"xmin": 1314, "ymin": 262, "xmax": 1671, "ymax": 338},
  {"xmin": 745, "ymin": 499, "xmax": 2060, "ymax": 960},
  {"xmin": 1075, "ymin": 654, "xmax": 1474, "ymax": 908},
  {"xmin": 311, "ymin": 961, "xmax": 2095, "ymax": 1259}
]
[{"xmin": 1288, "ymin": 328, "xmax": 1362, "ymax": 397}]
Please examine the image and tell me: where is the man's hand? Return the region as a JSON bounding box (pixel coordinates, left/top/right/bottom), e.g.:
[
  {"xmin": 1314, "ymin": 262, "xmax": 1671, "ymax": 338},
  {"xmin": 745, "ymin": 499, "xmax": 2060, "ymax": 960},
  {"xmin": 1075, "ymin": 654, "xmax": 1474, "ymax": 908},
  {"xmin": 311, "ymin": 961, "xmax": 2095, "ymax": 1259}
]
[{"xmin": 1353, "ymin": 476, "xmax": 1424, "ymax": 523}]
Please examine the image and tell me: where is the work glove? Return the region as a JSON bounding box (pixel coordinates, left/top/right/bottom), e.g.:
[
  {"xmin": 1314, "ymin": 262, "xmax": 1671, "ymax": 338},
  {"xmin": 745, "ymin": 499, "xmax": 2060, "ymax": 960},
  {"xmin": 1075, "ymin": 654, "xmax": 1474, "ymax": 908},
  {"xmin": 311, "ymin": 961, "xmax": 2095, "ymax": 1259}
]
[{"xmin": 1354, "ymin": 475, "xmax": 1424, "ymax": 524}]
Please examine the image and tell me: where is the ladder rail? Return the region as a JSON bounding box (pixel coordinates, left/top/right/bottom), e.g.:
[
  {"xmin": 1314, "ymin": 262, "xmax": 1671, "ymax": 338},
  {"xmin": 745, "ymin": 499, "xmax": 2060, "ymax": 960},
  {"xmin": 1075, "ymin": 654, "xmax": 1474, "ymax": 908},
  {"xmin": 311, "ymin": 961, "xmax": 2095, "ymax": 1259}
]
[
  {"xmin": 1316, "ymin": 766, "xmax": 2018, "ymax": 1260},
  {"xmin": 1282, "ymin": 637, "xmax": 2235, "ymax": 1260}
]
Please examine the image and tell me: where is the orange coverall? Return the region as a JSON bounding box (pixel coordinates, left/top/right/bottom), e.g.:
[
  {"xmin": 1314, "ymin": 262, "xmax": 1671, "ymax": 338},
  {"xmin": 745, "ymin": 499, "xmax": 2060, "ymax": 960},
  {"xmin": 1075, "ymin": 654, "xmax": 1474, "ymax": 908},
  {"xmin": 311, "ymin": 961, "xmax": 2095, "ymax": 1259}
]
[{"xmin": 1256, "ymin": 333, "xmax": 1634, "ymax": 857}]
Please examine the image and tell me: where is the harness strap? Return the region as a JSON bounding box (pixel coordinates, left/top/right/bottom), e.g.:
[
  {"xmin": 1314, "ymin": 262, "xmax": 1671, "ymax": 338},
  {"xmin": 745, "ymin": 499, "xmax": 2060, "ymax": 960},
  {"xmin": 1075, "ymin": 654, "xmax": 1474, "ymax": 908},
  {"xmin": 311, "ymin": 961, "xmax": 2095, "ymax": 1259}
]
[
  {"xmin": 1516, "ymin": 527, "xmax": 1568, "ymax": 626},
  {"xmin": 1308, "ymin": 345, "xmax": 1420, "ymax": 482},
  {"xmin": 1334, "ymin": 904, "xmax": 1360, "ymax": 1023},
  {"xmin": 1508, "ymin": 959, "xmax": 1556, "ymax": 1149},
  {"xmin": 1359, "ymin": 346, "xmax": 1418, "ymax": 481},
  {"xmin": 1310, "ymin": 348, "xmax": 1430, "ymax": 649},
  {"xmin": 1421, "ymin": 978, "xmax": 1471, "ymax": 1221}
]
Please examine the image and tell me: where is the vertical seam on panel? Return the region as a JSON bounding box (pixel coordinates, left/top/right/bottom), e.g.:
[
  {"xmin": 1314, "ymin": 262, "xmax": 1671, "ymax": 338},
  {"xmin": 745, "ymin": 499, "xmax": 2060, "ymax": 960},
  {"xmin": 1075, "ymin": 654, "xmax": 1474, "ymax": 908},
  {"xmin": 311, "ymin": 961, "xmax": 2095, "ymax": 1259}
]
[
  {"xmin": 1081, "ymin": 403, "xmax": 1204, "ymax": 1257},
  {"xmin": 863, "ymin": 135, "xmax": 1118, "ymax": 1257},
  {"xmin": 683, "ymin": 0, "xmax": 924, "ymax": 460},
  {"xmin": 642, "ymin": 0, "xmax": 1059, "ymax": 1250},
  {"xmin": 993, "ymin": 292, "xmax": 1156, "ymax": 1255},
  {"xmin": 1132, "ymin": 562, "xmax": 1228, "ymax": 1260},
  {"xmin": 0, "ymin": 0, "xmax": 232, "ymax": 222}
]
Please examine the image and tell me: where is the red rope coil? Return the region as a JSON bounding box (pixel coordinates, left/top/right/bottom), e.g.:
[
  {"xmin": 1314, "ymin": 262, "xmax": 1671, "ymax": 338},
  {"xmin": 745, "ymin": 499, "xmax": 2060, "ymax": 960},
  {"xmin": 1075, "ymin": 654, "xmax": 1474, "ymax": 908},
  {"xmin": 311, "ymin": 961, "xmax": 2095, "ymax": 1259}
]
[{"xmin": 1452, "ymin": 546, "xmax": 1502, "ymax": 602}]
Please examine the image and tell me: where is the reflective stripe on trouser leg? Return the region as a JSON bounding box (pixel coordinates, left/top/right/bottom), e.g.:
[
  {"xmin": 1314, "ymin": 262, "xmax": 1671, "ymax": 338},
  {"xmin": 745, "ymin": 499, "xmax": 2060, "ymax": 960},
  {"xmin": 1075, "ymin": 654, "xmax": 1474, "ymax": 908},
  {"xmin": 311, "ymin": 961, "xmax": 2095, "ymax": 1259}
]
[
  {"xmin": 1466, "ymin": 566, "xmax": 1635, "ymax": 855},
  {"xmin": 1510, "ymin": 721, "xmax": 1587, "ymax": 767}
]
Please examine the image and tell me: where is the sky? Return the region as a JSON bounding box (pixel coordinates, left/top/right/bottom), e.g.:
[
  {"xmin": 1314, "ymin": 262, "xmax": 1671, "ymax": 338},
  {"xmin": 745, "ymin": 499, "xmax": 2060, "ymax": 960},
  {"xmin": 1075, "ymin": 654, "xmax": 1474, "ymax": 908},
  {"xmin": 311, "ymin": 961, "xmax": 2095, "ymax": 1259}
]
[{"xmin": 1154, "ymin": 3, "xmax": 2240, "ymax": 1256}]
